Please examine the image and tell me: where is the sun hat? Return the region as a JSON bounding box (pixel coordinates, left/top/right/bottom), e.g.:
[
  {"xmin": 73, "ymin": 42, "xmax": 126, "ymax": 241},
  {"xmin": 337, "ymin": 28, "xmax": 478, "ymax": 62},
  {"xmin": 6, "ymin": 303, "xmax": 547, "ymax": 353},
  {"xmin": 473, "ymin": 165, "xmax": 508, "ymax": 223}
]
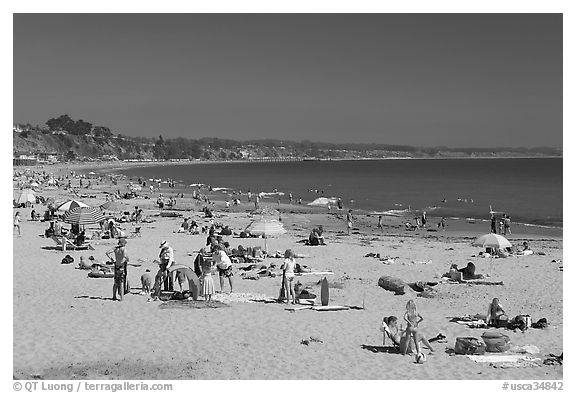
[{"xmin": 159, "ymin": 240, "xmax": 168, "ymax": 248}]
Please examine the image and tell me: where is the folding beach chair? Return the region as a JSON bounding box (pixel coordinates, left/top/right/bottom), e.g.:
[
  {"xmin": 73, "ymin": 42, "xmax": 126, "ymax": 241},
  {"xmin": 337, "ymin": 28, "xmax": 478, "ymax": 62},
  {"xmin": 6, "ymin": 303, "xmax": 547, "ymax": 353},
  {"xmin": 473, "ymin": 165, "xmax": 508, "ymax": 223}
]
[{"xmin": 51, "ymin": 236, "xmax": 93, "ymax": 251}]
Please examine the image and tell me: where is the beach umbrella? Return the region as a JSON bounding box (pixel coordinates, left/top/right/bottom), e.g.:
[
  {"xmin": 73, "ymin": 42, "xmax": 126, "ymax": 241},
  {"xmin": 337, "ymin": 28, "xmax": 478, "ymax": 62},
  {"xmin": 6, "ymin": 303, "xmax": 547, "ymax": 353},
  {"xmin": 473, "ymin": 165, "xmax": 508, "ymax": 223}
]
[
  {"xmin": 17, "ymin": 189, "xmax": 35, "ymax": 204},
  {"xmin": 88, "ymin": 171, "xmax": 96, "ymax": 175},
  {"xmin": 56, "ymin": 199, "xmax": 90, "ymax": 212},
  {"xmin": 63, "ymin": 206, "xmax": 105, "ymax": 225},
  {"xmin": 245, "ymin": 218, "xmax": 286, "ymax": 252},
  {"xmin": 473, "ymin": 233, "xmax": 512, "ymax": 249}
]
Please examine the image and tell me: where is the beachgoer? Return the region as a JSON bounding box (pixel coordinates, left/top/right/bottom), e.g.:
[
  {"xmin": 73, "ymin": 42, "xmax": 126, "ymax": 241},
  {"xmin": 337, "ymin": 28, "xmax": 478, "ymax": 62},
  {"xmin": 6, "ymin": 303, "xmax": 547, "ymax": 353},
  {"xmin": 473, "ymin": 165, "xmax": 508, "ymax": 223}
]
[
  {"xmin": 213, "ymin": 244, "xmax": 233, "ymax": 293},
  {"xmin": 403, "ymin": 300, "xmax": 434, "ymax": 355},
  {"xmin": 457, "ymin": 261, "xmax": 477, "ymax": 280},
  {"xmin": 200, "ymin": 249, "xmax": 215, "ymax": 302},
  {"xmin": 490, "ymin": 215, "xmax": 497, "ymax": 233},
  {"xmin": 14, "ymin": 211, "xmax": 21, "ymax": 236},
  {"xmin": 289, "ymin": 192, "xmax": 293, "ymax": 204},
  {"xmin": 152, "ymin": 240, "xmax": 174, "ymax": 297},
  {"xmin": 505, "ymin": 215, "xmax": 512, "ymax": 235},
  {"xmin": 377, "ymin": 215, "xmax": 383, "ymax": 232},
  {"xmin": 346, "ymin": 209, "xmax": 353, "ymax": 235},
  {"xmin": 105, "ymin": 238, "xmax": 129, "ymax": 301},
  {"xmin": 421, "ymin": 211, "xmax": 427, "ymax": 228},
  {"xmin": 438, "ymin": 217, "xmax": 446, "ymax": 231},
  {"xmin": 486, "ymin": 298, "xmax": 506, "ymax": 326},
  {"xmin": 522, "ymin": 241, "xmax": 531, "ymax": 251},
  {"xmin": 281, "ymin": 249, "xmax": 297, "ymax": 304},
  {"xmin": 141, "ymin": 269, "xmax": 153, "ymax": 295}
]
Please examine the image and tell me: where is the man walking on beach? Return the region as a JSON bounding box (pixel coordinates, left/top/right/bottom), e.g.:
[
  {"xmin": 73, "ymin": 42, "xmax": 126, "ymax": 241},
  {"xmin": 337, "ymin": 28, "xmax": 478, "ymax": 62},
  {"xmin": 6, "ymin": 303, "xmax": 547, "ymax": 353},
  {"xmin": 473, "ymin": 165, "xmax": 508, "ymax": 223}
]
[
  {"xmin": 377, "ymin": 215, "xmax": 383, "ymax": 232},
  {"xmin": 106, "ymin": 238, "xmax": 129, "ymax": 301},
  {"xmin": 346, "ymin": 209, "xmax": 354, "ymax": 235}
]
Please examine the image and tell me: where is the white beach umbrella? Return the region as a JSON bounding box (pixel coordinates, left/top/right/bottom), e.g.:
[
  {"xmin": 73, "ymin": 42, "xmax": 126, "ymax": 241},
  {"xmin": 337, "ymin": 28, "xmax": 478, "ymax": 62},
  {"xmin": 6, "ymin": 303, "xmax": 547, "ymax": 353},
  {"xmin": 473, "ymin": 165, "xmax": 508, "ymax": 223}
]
[
  {"xmin": 473, "ymin": 233, "xmax": 512, "ymax": 249},
  {"xmin": 56, "ymin": 199, "xmax": 90, "ymax": 212},
  {"xmin": 17, "ymin": 189, "xmax": 36, "ymax": 204},
  {"xmin": 245, "ymin": 218, "xmax": 286, "ymax": 252}
]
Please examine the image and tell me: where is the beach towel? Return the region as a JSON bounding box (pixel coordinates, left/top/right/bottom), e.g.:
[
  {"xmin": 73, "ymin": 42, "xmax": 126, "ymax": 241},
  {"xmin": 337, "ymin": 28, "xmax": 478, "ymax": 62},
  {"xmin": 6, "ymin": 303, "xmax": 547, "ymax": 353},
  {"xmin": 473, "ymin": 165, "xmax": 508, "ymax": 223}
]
[{"xmin": 465, "ymin": 354, "xmax": 537, "ymax": 363}]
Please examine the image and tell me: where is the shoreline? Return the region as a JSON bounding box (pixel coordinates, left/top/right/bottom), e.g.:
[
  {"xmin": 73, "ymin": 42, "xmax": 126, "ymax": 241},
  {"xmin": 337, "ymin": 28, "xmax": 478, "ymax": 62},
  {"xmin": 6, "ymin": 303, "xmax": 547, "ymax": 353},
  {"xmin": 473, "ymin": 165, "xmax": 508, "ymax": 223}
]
[{"xmin": 16, "ymin": 160, "xmax": 563, "ymax": 234}]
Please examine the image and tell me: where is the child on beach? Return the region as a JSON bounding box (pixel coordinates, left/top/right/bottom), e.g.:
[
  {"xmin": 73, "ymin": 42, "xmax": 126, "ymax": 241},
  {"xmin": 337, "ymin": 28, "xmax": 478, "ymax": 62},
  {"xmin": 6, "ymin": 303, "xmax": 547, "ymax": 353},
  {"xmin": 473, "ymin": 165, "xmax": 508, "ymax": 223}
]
[
  {"xmin": 14, "ymin": 211, "xmax": 21, "ymax": 236},
  {"xmin": 403, "ymin": 300, "xmax": 434, "ymax": 355},
  {"xmin": 281, "ymin": 249, "xmax": 297, "ymax": 304},
  {"xmin": 201, "ymin": 250, "xmax": 215, "ymax": 302}
]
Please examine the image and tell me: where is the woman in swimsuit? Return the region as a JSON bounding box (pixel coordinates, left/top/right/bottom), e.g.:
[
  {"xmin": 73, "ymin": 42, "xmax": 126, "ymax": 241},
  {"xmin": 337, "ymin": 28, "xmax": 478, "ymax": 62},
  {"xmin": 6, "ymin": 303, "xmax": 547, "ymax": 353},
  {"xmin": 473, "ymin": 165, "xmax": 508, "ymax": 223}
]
[
  {"xmin": 486, "ymin": 297, "xmax": 506, "ymax": 326},
  {"xmin": 281, "ymin": 249, "xmax": 297, "ymax": 304},
  {"xmin": 403, "ymin": 300, "xmax": 434, "ymax": 355}
]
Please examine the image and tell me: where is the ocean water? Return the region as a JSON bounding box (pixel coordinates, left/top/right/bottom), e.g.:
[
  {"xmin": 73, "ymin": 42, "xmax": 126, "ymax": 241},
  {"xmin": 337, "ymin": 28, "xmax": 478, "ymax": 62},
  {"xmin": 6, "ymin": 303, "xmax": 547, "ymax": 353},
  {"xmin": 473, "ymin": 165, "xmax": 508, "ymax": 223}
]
[{"xmin": 110, "ymin": 158, "xmax": 562, "ymax": 228}]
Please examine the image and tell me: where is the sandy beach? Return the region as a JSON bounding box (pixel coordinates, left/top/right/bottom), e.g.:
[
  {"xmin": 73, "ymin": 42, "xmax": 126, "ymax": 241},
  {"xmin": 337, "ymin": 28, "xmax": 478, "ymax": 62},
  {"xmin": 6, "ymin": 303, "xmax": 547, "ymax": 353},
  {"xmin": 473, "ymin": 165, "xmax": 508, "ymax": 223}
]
[{"xmin": 13, "ymin": 163, "xmax": 563, "ymax": 380}]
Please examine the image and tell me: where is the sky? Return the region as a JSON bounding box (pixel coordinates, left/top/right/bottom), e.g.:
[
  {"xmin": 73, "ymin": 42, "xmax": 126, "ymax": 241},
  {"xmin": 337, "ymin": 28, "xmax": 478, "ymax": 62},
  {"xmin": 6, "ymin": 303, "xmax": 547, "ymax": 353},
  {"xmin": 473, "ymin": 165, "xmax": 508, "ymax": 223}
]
[{"xmin": 13, "ymin": 13, "xmax": 562, "ymax": 148}]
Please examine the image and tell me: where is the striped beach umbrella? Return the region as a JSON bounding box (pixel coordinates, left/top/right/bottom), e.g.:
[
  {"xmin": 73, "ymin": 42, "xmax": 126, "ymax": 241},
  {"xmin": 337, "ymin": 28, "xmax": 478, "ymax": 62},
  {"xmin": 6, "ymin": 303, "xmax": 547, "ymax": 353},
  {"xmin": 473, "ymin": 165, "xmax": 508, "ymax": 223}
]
[
  {"xmin": 63, "ymin": 206, "xmax": 105, "ymax": 225},
  {"xmin": 56, "ymin": 199, "xmax": 90, "ymax": 212},
  {"xmin": 473, "ymin": 233, "xmax": 512, "ymax": 249}
]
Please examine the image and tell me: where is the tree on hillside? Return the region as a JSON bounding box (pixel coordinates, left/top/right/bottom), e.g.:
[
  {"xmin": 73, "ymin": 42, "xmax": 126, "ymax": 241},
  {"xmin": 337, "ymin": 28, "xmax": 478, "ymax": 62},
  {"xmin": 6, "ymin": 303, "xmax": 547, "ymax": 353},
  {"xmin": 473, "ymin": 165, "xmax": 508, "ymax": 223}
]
[
  {"xmin": 93, "ymin": 126, "xmax": 113, "ymax": 138},
  {"xmin": 46, "ymin": 114, "xmax": 75, "ymax": 132},
  {"xmin": 69, "ymin": 119, "xmax": 93, "ymax": 135},
  {"xmin": 153, "ymin": 135, "xmax": 166, "ymax": 159}
]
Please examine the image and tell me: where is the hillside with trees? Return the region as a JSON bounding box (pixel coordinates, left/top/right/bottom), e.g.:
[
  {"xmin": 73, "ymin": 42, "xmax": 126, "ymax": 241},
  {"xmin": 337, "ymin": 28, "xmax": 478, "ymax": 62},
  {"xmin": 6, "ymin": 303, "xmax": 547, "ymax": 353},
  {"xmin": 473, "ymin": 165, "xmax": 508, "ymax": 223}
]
[{"xmin": 13, "ymin": 114, "xmax": 562, "ymax": 162}]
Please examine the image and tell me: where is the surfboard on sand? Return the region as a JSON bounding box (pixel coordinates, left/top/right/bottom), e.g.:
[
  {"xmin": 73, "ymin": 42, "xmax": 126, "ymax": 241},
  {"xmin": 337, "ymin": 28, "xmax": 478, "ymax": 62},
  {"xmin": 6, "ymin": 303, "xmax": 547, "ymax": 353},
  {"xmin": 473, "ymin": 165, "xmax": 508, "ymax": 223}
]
[
  {"xmin": 313, "ymin": 305, "xmax": 349, "ymax": 311},
  {"xmin": 320, "ymin": 277, "xmax": 329, "ymax": 306}
]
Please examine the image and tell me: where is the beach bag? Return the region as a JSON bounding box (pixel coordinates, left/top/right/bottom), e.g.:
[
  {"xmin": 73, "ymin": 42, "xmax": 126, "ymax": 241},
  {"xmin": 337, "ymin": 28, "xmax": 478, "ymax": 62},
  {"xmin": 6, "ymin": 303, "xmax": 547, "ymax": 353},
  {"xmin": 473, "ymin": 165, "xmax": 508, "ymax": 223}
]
[
  {"xmin": 61, "ymin": 255, "xmax": 74, "ymax": 264},
  {"xmin": 532, "ymin": 318, "xmax": 549, "ymax": 329},
  {"xmin": 481, "ymin": 331, "xmax": 510, "ymax": 352},
  {"xmin": 496, "ymin": 314, "xmax": 509, "ymax": 328},
  {"xmin": 378, "ymin": 276, "xmax": 406, "ymax": 295},
  {"xmin": 454, "ymin": 337, "xmax": 486, "ymax": 355},
  {"xmin": 508, "ymin": 315, "xmax": 531, "ymax": 331}
]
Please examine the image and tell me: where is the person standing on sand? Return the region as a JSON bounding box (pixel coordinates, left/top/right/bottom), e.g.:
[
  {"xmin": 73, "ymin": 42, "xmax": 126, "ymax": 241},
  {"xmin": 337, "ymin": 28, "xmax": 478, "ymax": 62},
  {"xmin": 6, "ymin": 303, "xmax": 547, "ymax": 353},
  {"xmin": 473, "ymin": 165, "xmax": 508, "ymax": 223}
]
[
  {"xmin": 403, "ymin": 300, "xmax": 435, "ymax": 356},
  {"xmin": 504, "ymin": 215, "xmax": 512, "ymax": 235},
  {"xmin": 200, "ymin": 248, "xmax": 215, "ymax": 302},
  {"xmin": 438, "ymin": 217, "xmax": 446, "ymax": 231},
  {"xmin": 421, "ymin": 211, "xmax": 427, "ymax": 228},
  {"xmin": 377, "ymin": 215, "xmax": 383, "ymax": 232},
  {"xmin": 105, "ymin": 238, "xmax": 129, "ymax": 301},
  {"xmin": 346, "ymin": 209, "xmax": 354, "ymax": 235},
  {"xmin": 14, "ymin": 211, "xmax": 21, "ymax": 236},
  {"xmin": 213, "ymin": 244, "xmax": 234, "ymax": 293},
  {"xmin": 281, "ymin": 249, "xmax": 297, "ymax": 304},
  {"xmin": 289, "ymin": 192, "xmax": 293, "ymax": 204},
  {"xmin": 490, "ymin": 215, "xmax": 497, "ymax": 233}
]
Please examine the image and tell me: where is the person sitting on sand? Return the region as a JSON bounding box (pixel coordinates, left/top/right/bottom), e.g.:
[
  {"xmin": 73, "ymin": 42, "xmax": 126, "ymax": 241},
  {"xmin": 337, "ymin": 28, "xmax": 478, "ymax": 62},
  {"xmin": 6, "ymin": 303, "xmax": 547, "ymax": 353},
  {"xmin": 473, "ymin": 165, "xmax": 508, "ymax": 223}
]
[
  {"xmin": 74, "ymin": 230, "xmax": 86, "ymax": 247},
  {"xmin": 176, "ymin": 218, "xmax": 190, "ymax": 233},
  {"xmin": 382, "ymin": 316, "xmax": 443, "ymax": 354},
  {"xmin": 403, "ymin": 300, "xmax": 434, "ymax": 355},
  {"xmin": 457, "ymin": 262, "xmax": 478, "ymax": 280},
  {"xmin": 485, "ymin": 297, "xmax": 507, "ymax": 326}
]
